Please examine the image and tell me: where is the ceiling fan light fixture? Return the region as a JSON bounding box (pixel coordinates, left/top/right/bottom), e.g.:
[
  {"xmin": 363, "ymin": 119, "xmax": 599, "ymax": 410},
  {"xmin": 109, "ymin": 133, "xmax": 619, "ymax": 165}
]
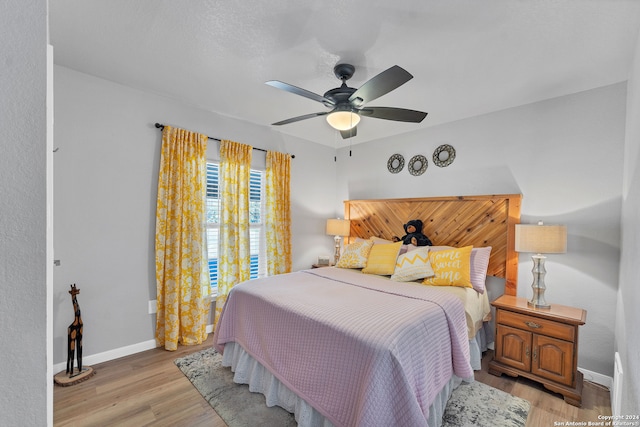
[{"xmin": 326, "ymin": 110, "xmax": 360, "ymax": 131}]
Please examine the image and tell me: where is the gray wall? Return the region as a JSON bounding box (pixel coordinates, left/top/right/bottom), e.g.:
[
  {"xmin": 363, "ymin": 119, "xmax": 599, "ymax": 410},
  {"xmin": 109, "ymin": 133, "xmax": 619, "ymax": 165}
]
[
  {"xmin": 336, "ymin": 83, "xmax": 627, "ymax": 378},
  {"xmin": 52, "ymin": 66, "xmax": 337, "ymax": 364},
  {"xmin": 0, "ymin": 0, "xmax": 50, "ymax": 425},
  {"xmin": 617, "ymin": 23, "xmax": 640, "ymax": 417}
]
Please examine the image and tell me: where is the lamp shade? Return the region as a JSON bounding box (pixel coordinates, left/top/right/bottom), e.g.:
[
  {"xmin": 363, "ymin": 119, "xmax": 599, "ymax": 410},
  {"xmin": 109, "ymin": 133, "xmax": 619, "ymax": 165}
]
[
  {"xmin": 326, "ymin": 111, "xmax": 360, "ymax": 131},
  {"xmin": 326, "ymin": 219, "xmax": 350, "ymax": 236},
  {"xmin": 515, "ymin": 222, "xmax": 567, "ymax": 254}
]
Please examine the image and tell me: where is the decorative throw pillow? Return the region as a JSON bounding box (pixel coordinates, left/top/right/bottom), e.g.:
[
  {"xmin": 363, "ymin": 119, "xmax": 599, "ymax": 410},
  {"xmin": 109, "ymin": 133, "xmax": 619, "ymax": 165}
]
[
  {"xmin": 391, "ymin": 247, "xmax": 435, "ymax": 282},
  {"xmin": 470, "ymin": 246, "xmax": 492, "ymax": 294},
  {"xmin": 362, "ymin": 241, "xmax": 404, "ymax": 275},
  {"xmin": 336, "ymin": 239, "xmax": 374, "ymax": 269},
  {"xmin": 422, "ymin": 245, "xmax": 473, "ymax": 288}
]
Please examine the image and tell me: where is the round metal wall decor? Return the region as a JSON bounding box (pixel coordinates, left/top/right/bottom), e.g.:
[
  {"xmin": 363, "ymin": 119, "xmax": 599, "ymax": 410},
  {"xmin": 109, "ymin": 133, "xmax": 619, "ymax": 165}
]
[
  {"xmin": 387, "ymin": 153, "xmax": 405, "ymax": 174},
  {"xmin": 433, "ymin": 144, "xmax": 456, "ymax": 167},
  {"xmin": 408, "ymin": 154, "xmax": 428, "ymax": 176}
]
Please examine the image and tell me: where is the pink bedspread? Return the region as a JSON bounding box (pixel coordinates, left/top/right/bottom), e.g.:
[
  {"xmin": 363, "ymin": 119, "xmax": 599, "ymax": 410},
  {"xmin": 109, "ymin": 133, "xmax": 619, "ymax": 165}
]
[{"xmin": 213, "ymin": 267, "xmax": 473, "ymax": 427}]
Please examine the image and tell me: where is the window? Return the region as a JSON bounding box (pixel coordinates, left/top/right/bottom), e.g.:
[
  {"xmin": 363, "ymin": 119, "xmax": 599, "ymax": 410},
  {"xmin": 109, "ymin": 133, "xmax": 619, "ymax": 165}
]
[{"xmin": 206, "ymin": 162, "xmax": 265, "ymax": 294}]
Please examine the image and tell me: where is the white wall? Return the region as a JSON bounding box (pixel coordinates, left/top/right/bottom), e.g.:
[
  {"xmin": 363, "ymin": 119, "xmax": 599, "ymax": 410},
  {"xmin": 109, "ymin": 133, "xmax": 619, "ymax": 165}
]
[
  {"xmin": 616, "ymin": 23, "xmax": 640, "ymax": 416},
  {"xmin": 53, "ymin": 66, "xmax": 337, "ymax": 364},
  {"xmin": 336, "ymin": 83, "xmax": 627, "ymax": 378},
  {"xmin": 0, "ymin": 1, "xmax": 49, "ymax": 425}
]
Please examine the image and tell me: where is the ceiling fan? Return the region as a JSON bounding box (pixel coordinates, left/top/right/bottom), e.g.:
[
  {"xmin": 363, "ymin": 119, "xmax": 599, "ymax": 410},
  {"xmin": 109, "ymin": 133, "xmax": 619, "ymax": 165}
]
[{"xmin": 266, "ymin": 64, "xmax": 428, "ymax": 139}]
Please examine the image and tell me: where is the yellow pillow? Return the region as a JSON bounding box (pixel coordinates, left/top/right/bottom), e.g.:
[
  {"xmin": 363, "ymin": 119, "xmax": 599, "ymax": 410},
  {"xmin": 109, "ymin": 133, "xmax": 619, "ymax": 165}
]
[
  {"xmin": 362, "ymin": 241, "xmax": 404, "ymax": 275},
  {"xmin": 336, "ymin": 239, "xmax": 374, "ymax": 269},
  {"xmin": 422, "ymin": 245, "xmax": 473, "ymax": 287}
]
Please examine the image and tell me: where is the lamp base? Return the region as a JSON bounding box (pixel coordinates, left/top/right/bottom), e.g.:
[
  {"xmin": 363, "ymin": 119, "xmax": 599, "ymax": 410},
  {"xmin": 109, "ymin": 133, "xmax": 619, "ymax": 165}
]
[
  {"xmin": 528, "ymin": 254, "xmax": 551, "ymax": 309},
  {"xmin": 333, "ymin": 235, "xmax": 342, "ymax": 265},
  {"xmin": 527, "ymin": 299, "xmax": 551, "ymax": 309}
]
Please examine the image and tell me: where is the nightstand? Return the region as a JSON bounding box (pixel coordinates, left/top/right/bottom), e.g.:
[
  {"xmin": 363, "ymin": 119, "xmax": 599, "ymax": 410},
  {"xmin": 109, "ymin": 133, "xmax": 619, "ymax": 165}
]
[
  {"xmin": 311, "ymin": 264, "xmax": 332, "ymax": 268},
  {"xmin": 488, "ymin": 295, "xmax": 587, "ymax": 407}
]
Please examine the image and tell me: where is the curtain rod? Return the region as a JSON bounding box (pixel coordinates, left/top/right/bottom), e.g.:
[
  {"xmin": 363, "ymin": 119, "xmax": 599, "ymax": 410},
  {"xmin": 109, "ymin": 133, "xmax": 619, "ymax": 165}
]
[{"xmin": 154, "ymin": 123, "xmax": 295, "ymax": 158}]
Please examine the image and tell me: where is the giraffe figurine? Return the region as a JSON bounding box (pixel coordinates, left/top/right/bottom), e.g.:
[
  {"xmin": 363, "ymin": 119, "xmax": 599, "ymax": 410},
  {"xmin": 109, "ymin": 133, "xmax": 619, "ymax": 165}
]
[{"xmin": 66, "ymin": 284, "xmax": 83, "ymax": 377}]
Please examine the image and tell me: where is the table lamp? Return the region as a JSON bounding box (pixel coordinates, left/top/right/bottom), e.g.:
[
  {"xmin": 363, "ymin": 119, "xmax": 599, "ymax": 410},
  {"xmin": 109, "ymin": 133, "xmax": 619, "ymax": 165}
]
[
  {"xmin": 326, "ymin": 219, "xmax": 350, "ymax": 265},
  {"xmin": 515, "ymin": 221, "xmax": 567, "ymax": 309}
]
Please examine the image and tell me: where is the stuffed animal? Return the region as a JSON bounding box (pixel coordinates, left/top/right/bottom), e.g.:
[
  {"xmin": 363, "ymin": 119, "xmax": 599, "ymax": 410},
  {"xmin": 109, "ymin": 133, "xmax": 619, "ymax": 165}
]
[{"xmin": 393, "ymin": 219, "xmax": 433, "ymax": 246}]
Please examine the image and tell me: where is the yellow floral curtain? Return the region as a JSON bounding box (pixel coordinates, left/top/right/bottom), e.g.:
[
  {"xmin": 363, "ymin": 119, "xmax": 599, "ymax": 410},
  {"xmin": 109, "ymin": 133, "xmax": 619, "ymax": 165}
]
[
  {"xmin": 155, "ymin": 126, "xmax": 210, "ymax": 351},
  {"xmin": 214, "ymin": 140, "xmax": 253, "ymax": 326},
  {"xmin": 266, "ymin": 151, "xmax": 292, "ymax": 275}
]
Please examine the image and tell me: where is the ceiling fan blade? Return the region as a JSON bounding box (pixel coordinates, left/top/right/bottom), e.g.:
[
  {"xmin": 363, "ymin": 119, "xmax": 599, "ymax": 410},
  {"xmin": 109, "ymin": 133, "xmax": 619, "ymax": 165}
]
[
  {"xmin": 266, "ymin": 80, "xmax": 335, "ymax": 106},
  {"xmin": 348, "ymin": 65, "xmax": 413, "ymax": 106},
  {"xmin": 359, "ymin": 107, "xmax": 427, "ymax": 123},
  {"xmin": 340, "ymin": 127, "xmax": 357, "ymax": 139},
  {"xmin": 271, "ymin": 111, "xmax": 329, "ymax": 126}
]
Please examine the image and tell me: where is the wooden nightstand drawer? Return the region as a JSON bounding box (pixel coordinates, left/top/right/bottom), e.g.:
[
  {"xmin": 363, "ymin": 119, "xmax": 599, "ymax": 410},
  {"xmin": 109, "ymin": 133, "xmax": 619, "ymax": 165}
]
[{"xmin": 497, "ymin": 309, "xmax": 575, "ymax": 342}]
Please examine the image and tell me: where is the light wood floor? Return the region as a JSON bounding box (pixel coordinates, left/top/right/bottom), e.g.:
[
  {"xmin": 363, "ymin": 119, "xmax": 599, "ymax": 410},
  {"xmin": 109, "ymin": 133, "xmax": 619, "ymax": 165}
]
[{"xmin": 54, "ymin": 336, "xmax": 611, "ymax": 426}]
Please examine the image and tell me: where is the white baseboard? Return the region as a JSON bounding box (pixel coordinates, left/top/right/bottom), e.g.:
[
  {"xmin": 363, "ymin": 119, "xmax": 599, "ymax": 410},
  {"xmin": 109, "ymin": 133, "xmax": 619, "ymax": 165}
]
[
  {"xmin": 53, "ymin": 325, "xmax": 216, "ymax": 374},
  {"xmin": 579, "ymin": 366, "xmax": 612, "ymax": 389},
  {"xmin": 53, "ymin": 338, "xmax": 157, "ymax": 374}
]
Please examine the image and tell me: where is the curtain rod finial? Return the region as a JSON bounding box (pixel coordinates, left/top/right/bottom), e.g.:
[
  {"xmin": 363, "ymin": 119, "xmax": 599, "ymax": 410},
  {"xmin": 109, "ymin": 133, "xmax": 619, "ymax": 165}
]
[{"xmin": 155, "ymin": 123, "xmax": 164, "ymax": 129}]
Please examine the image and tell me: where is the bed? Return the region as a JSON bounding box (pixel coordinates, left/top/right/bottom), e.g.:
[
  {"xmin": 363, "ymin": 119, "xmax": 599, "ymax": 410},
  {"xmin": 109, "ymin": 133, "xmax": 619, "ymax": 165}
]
[{"xmin": 213, "ymin": 194, "xmax": 522, "ymax": 427}]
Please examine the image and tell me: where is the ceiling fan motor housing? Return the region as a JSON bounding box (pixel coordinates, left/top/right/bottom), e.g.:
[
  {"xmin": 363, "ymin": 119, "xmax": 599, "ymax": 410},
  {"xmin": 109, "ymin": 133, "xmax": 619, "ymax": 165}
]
[{"xmin": 323, "ymin": 86, "xmax": 357, "ymax": 108}]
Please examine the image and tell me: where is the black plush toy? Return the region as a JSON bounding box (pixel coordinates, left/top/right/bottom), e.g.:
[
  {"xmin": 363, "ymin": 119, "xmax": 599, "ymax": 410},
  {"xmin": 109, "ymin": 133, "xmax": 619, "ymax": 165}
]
[{"xmin": 394, "ymin": 219, "xmax": 433, "ymax": 246}]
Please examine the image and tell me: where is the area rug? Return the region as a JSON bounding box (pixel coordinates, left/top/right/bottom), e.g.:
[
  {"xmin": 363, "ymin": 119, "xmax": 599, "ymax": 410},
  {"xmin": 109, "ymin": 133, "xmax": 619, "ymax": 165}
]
[
  {"xmin": 441, "ymin": 380, "xmax": 531, "ymax": 427},
  {"xmin": 175, "ymin": 347, "xmax": 530, "ymax": 427}
]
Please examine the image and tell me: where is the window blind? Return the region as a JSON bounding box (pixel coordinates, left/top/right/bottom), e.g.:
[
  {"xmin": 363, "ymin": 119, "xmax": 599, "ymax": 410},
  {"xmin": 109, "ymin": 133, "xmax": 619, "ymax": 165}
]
[{"xmin": 205, "ymin": 162, "xmax": 265, "ymax": 292}]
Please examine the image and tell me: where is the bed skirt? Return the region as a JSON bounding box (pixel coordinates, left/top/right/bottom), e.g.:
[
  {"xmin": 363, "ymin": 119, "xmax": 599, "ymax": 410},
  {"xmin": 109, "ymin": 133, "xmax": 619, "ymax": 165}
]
[
  {"xmin": 469, "ymin": 321, "xmax": 492, "ymax": 370},
  {"xmin": 221, "ymin": 341, "xmax": 467, "ymax": 427}
]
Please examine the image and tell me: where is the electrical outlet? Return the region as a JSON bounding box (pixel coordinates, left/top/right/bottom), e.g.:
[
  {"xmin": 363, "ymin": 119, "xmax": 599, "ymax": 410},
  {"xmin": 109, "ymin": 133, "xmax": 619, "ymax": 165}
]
[{"xmin": 148, "ymin": 300, "xmax": 157, "ymax": 314}]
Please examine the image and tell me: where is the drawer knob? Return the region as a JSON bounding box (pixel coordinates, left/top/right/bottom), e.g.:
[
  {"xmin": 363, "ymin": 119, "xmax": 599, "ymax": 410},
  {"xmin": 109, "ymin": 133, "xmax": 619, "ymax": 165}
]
[{"xmin": 524, "ymin": 321, "xmax": 542, "ymax": 329}]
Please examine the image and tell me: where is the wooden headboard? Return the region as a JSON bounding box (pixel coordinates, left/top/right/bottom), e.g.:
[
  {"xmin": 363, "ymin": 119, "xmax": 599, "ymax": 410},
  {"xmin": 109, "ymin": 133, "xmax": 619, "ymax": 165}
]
[{"xmin": 344, "ymin": 194, "xmax": 522, "ymax": 295}]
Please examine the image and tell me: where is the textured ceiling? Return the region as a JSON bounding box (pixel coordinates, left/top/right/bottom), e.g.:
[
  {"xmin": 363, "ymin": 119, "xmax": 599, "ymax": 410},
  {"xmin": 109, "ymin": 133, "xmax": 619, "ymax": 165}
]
[{"xmin": 50, "ymin": 0, "xmax": 640, "ymax": 146}]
